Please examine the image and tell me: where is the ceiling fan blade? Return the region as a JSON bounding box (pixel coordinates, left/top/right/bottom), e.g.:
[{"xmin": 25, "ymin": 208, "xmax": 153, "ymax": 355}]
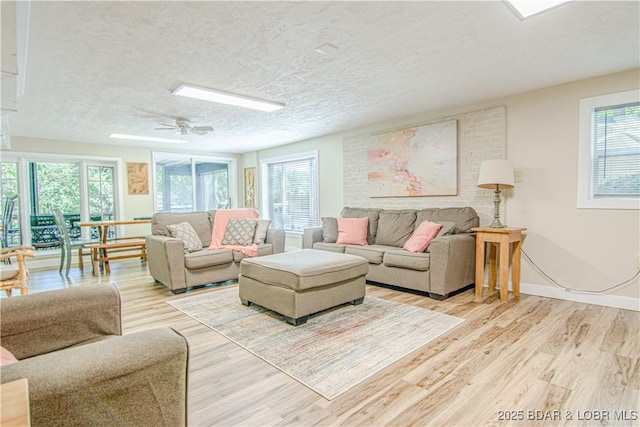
[
  {"xmin": 193, "ymin": 126, "xmax": 214, "ymax": 132},
  {"xmin": 191, "ymin": 129, "xmax": 209, "ymax": 136},
  {"xmin": 154, "ymin": 127, "xmax": 176, "ymax": 131},
  {"xmin": 157, "ymin": 122, "xmax": 176, "ymax": 127}
]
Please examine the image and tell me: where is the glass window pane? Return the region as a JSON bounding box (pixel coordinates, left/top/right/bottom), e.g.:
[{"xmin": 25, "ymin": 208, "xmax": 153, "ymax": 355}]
[
  {"xmin": 267, "ymin": 155, "xmax": 318, "ymax": 232},
  {"xmin": 1, "ymin": 162, "xmax": 21, "ymax": 246},
  {"xmin": 592, "ymin": 103, "xmax": 640, "ymax": 198},
  {"xmin": 154, "ymin": 154, "xmax": 230, "ymax": 212}
]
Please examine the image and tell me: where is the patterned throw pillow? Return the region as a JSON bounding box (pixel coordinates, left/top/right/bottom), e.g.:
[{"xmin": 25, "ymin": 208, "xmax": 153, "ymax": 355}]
[
  {"xmin": 167, "ymin": 222, "xmax": 203, "ymax": 253},
  {"xmin": 222, "ymin": 219, "xmax": 258, "ymax": 245}
]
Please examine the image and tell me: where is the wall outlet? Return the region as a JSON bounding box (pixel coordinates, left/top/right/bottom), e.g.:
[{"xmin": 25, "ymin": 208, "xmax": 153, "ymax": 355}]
[{"xmin": 514, "ymin": 169, "xmax": 524, "ymax": 183}]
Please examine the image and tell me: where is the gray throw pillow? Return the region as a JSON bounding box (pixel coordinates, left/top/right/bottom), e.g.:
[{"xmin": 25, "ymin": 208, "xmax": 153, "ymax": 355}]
[
  {"xmin": 435, "ymin": 221, "xmax": 456, "ymax": 238},
  {"xmin": 253, "ymin": 219, "xmax": 271, "ymax": 244},
  {"xmin": 322, "ymin": 217, "xmax": 338, "ymax": 243},
  {"xmin": 166, "ymin": 222, "xmax": 203, "ymax": 253},
  {"xmin": 222, "ymin": 219, "xmax": 258, "ymax": 245}
]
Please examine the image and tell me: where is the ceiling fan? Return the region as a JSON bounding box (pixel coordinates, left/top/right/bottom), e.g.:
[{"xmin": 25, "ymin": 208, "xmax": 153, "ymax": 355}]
[{"xmin": 155, "ymin": 118, "xmax": 214, "ymax": 136}]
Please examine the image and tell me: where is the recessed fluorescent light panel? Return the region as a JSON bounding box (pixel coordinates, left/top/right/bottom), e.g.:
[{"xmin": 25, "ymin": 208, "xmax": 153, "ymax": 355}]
[
  {"xmin": 505, "ymin": 0, "xmax": 572, "ymax": 19},
  {"xmin": 171, "ymin": 83, "xmax": 284, "ymax": 112},
  {"xmin": 110, "ymin": 134, "xmax": 186, "ymax": 144}
]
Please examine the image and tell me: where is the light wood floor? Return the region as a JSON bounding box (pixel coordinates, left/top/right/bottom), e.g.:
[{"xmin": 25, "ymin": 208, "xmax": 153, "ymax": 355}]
[{"xmin": 10, "ymin": 260, "xmax": 640, "ymax": 427}]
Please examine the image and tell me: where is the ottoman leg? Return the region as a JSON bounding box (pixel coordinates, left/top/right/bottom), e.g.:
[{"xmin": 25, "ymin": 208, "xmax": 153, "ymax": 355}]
[
  {"xmin": 352, "ymin": 297, "xmax": 365, "ymax": 305},
  {"xmin": 241, "ymin": 298, "xmax": 253, "ymax": 306},
  {"xmin": 284, "ymin": 315, "xmax": 308, "ymax": 326}
]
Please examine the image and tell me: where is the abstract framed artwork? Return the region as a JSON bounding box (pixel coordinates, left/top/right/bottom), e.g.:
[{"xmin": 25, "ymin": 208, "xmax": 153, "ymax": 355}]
[
  {"xmin": 244, "ymin": 167, "xmax": 256, "ymax": 207},
  {"xmin": 367, "ymin": 119, "xmax": 457, "ymax": 197}
]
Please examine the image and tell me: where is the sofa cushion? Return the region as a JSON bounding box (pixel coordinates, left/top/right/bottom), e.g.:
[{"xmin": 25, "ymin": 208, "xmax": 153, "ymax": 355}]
[
  {"xmin": 184, "ymin": 248, "xmax": 234, "ymax": 269},
  {"xmin": 153, "ymin": 212, "xmax": 212, "ymax": 247},
  {"xmin": 416, "ymin": 207, "xmax": 479, "ymax": 233},
  {"xmin": 321, "ymin": 217, "xmax": 338, "ymax": 243},
  {"xmin": 403, "ymin": 220, "xmax": 442, "ymax": 253},
  {"xmin": 383, "ymin": 249, "xmax": 430, "ymax": 271},
  {"xmin": 313, "ymin": 242, "xmax": 346, "ymax": 253},
  {"xmin": 253, "ymin": 220, "xmax": 272, "ymax": 244},
  {"xmin": 166, "ymin": 221, "xmax": 203, "ymax": 253},
  {"xmin": 336, "ymin": 217, "xmax": 369, "ymax": 246},
  {"xmin": 374, "ymin": 210, "xmax": 417, "ymax": 247},
  {"xmin": 340, "ymin": 207, "xmax": 382, "ymax": 244},
  {"xmin": 344, "ymin": 245, "xmax": 388, "ymax": 265},
  {"xmin": 222, "ymin": 219, "xmax": 258, "ymax": 245}
]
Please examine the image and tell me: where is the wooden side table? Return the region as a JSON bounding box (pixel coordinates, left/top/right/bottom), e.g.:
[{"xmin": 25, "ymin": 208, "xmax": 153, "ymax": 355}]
[
  {"xmin": 0, "ymin": 378, "xmax": 31, "ymax": 426},
  {"xmin": 472, "ymin": 227, "xmax": 527, "ymax": 303}
]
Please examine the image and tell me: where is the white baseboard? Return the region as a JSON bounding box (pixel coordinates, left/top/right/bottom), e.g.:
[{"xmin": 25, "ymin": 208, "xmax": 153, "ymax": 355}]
[{"xmin": 499, "ymin": 281, "xmax": 640, "ymax": 312}]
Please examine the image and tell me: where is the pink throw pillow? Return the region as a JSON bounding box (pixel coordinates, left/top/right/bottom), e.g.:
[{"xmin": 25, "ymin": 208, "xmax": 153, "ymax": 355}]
[
  {"xmin": 209, "ymin": 209, "xmax": 259, "ymax": 249},
  {"xmin": 336, "ymin": 217, "xmax": 369, "ymax": 246},
  {"xmin": 0, "ymin": 346, "xmax": 18, "ymax": 366},
  {"xmin": 403, "ymin": 220, "xmax": 443, "ymax": 253}
]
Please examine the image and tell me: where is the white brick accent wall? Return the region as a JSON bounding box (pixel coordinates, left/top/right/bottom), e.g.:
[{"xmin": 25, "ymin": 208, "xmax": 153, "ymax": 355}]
[{"xmin": 343, "ymin": 106, "xmax": 506, "ymax": 225}]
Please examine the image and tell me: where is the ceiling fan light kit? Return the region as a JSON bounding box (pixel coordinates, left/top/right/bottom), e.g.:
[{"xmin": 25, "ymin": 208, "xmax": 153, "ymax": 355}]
[{"xmin": 171, "ymin": 83, "xmax": 285, "ymax": 112}]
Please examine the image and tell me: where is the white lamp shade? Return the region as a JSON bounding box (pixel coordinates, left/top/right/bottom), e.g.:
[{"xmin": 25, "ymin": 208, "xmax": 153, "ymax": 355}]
[{"xmin": 477, "ymin": 159, "xmax": 515, "ymax": 189}]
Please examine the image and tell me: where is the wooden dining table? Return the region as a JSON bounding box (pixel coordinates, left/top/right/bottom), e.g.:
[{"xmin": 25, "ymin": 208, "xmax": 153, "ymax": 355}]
[
  {"xmin": 79, "ymin": 218, "xmax": 151, "ymax": 243},
  {"xmin": 79, "ymin": 218, "xmax": 151, "ymax": 274}
]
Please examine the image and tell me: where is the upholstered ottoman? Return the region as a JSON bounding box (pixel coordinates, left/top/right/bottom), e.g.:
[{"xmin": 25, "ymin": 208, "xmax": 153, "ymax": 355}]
[{"xmin": 238, "ymin": 249, "xmax": 368, "ymax": 325}]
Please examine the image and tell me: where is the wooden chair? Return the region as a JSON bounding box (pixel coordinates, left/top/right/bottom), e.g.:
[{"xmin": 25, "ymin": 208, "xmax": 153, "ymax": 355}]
[
  {"xmin": 0, "ymin": 245, "xmax": 34, "ymax": 296},
  {"xmin": 52, "ymin": 208, "xmax": 93, "ymax": 276}
]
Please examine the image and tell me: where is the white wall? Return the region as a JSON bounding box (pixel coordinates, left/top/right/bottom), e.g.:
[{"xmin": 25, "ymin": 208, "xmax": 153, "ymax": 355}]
[{"xmin": 253, "ymin": 68, "xmax": 640, "ymax": 306}]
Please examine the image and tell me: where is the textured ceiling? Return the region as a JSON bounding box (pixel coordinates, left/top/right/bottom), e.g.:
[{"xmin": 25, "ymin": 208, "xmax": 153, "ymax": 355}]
[{"xmin": 5, "ymin": 1, "xmax": 640, "ymax": 154}]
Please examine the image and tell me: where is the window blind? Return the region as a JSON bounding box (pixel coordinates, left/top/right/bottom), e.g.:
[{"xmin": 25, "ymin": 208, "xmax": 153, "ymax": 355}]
[
  {"xmin": 592, "ymin": 102, "xmax": 640, "ymax": 198},
  {"xmin": 268, "ymin": 155, "xmax": 318, "ymax": 232}
]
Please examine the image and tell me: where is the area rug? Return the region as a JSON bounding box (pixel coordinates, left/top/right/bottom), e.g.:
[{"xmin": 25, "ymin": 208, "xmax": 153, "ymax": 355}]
[{"xmin": 167, "ymin": 286, "xmax": 464, "ymax": 400}]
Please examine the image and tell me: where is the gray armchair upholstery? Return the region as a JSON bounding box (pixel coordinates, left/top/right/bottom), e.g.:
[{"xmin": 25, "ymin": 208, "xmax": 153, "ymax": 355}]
[{"xmin": 0, "ymin": 284, "xmax": 189, "ymax": 427}]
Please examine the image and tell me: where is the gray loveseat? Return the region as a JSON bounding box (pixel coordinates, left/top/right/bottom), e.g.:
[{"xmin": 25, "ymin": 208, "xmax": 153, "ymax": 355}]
[
  {"xmin": 146, "ymin": 211, "xmax": 285, "ymax": 294},
  {"xmin": 303, "ymin": 207, "xmax": 478, "ymax": 299}
]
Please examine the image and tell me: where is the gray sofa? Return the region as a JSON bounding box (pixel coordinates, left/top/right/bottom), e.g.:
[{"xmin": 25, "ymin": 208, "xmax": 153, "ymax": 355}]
[
  {"xmin": 146, "ymin": 211, "xmax": 286, "ymax": 294},
  {"xmin": 303, "ymin": 207, "xmax": 479, "ymax": 299},
  {"xmin": 0, "ymin": 284, "xmax": 188, "ymax": 427}
]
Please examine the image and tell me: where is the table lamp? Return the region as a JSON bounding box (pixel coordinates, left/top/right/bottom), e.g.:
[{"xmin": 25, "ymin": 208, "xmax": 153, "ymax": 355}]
[{"xmin": 477, "ymin": 159, "xmax": 515, "ymax": 228}]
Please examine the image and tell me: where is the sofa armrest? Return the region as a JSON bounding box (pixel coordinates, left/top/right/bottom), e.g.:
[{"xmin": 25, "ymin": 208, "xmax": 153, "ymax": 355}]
[
  {"xmin": 0, "ymin": 284, "xmax": 121, "ymax": 359},
  {"xmin": 1, "ymin": 327, "xmax": 189, "ymax": 427},
  {"xmin": 265, "ymin": 228, "xmax": 286, "ymax": 253},
  {"xmin": 146, "ymin": 234, "xmax": 187, "ymax": 290},
  {"xmin": 428, "ymin": 234, "xmax": 476, "ymax": 296},
  {"xmin": 303, "ymin": 227, "xmax": 323, "ymax": 249}
]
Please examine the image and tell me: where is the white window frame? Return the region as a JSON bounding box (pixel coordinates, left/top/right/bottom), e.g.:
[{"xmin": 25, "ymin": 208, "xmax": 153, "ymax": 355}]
[
  {"xmin": 260, "ymin": 150, "xmax": 319, "ymax": 234},
  {"xmin": 151, "ymin": 152, "xmax": 237, "ymax": 212},
  {"xmin": 577, "ymin": 89, "xmax": 640, "ymax": 210},
  {"xmin": 1, "ymin": 151, "xmax": 123, "ymax": 246}
]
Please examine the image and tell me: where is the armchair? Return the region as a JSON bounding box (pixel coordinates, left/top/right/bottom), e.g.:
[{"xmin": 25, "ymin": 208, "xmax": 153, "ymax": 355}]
[{"xmin": 0, "ymin": 284, "xmax": 189, "ymax": 427}]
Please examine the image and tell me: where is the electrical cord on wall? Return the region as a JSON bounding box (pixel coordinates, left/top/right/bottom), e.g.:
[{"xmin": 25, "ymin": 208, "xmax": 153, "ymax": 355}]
[{"xmin": 521, "ymin": 249, "xmax": 640, "ymax": 294}]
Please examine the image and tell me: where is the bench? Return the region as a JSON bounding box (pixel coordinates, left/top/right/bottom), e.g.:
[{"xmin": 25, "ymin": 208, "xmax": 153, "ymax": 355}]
[{"xmin": 84, "ymin": 237, "xmax": 147, "ymax": 275}]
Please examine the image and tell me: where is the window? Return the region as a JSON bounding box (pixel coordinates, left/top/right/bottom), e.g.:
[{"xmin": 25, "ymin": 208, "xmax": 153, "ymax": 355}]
[
  {"xmin": 578, "ymin": 90, "xmax": 640, "ymax": 209},
  {"xmin": 261, "ymin": 151, "xmax": 318, "ymax": 232},
  {"xmin": 153, "ymin": 152, "xmax": 235, "ymax": 212},
  {"xmin": 0, "ymin": 153, "xmax": 120, "ymax": 251}
]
